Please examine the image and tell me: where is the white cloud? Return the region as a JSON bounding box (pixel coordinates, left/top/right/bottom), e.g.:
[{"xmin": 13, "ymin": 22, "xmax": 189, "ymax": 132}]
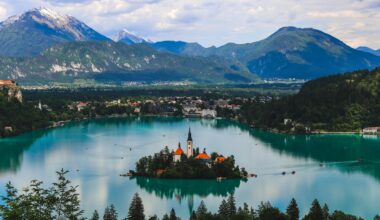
[{"xmin": 1, "ymin": 0, "xmax": 380, "ymax": 48}]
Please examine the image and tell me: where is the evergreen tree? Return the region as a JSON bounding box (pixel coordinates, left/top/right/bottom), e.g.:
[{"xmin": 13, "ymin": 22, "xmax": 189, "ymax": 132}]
[
  {"xmin": 162, "ymin": 214, "xmax": 170, "ymax": 220},
  {"xmin": 127, "ymin": 193, "xmax": 145, "ymax": 220},
  {"xmin": 148, "ymin": 214, "xmax": 158, "ymax": 220},
  {"xmin": 20, "ymin": 180, "xmax": 52, "ymax": 220},
  {"xmin": 258, "ymin": 202, "xmax": 287, "ymax": 220},
  {"xmin": 91, "ymin": 210, "xmax": 99, "ymax": 220},
  {"xmin": 374, "ymin": 215, "xmax": 380, "ymax": 220},
  {"xmin": 243, "ymin": 203, "xmax": 249, "ymax": 214},
  {"xmin": 103, "ymin": 206, "xmax": 111, "ymax": 220},
  {"xmin": 286, "ymin": 198, "xmax": 299, "ymax": 220},
  {"xmin": 227, "ymin": 193, "xmax": 236, "ymax": 216},
  {"xmin": 196, "ymin": 201, "xmax": 208, "ymax": 217},
  {"xmin": 52, "ymin": 169, "xmax": 83, "ymax": 220},
  {"xmin": 303, "ymin": 199, "xmax": 323, "ymax": 220},
  {"xmin": 0, "ymin": 182, "xmax": 21, "ymax": 220},
  {"xmin": 169, "ymin": 208, "xmax": 178, "ymax": 220},
  {"xmin": 190, "ymin": 211, "xmax": 197, "ymax": 220},
  {"xmin": 322, "ymin": 203, "xmax": 329, "ymax": 220},
  {"xmin": 218, "ymin": 199, "xmax": 229, "ymax": 217},
  {"xmin": 109, "ymin": 205, "xmax": 118, "ymax": 220}
]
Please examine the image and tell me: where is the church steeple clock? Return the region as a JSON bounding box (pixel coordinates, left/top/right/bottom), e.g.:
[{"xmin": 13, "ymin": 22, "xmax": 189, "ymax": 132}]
[{"xmin": 187, "ymin": 127, "xmax": 193, "ymax": 158}]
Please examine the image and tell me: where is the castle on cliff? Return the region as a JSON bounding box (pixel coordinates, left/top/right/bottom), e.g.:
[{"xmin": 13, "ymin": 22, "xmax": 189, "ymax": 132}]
[{"xmin": 0, "ymin": 80, "xmax": 23, "ymax": 103}]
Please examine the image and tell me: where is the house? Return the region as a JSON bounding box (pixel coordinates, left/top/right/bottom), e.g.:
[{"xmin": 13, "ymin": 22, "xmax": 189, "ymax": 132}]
[
  {"xmin": 201, "ymin": 109, "xmax": 217, "ymax": 118},
  {"xmin": 284, "ymin": 118, "xmax": 292, "ymax": 125},
  {"xmin": 0, "ymin": 80, "xmax": 15, "ymax": 85},
  {"xmin": 195, "ymin": 149, "xmax": 210, "ymax": 160},
  {"xmin": 76, "ymin": 102, "xmax": 88, "ymax": 112},
  {"xmin": 173, "ymin": 143, "xmax": 184, "ymax": 162},
  {"xmin": 362, "ymin": 127, "xmax": 380, "ymax": 134},
  {"xmin": 215, "ymin": 156, "xmax": 226, "ymax": 163}
]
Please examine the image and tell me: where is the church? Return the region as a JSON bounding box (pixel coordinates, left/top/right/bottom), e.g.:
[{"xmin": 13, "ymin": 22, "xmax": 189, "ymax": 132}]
[{"xmin": 173, "ymin": 128, "xmax": 210, "ymax": 162}]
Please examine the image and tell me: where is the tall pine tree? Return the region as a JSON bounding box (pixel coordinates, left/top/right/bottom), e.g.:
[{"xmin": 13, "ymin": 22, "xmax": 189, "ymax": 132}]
[
  {"xmin": 227, "ymin": 193, "xmax": 236, "ymax": 216},
  {"xmin": 127, "ymin": 193, "xmax": 145, "ymax": 220},
  {"xmin": 169, "ymin": 208, "xmax": 178, "ymax": 220},
  {"xmin": 218, "ymin": 199, "xmax": 229, "ymax": 217},
  {"xmin": 286, "ymin": 198, "xmax": 299, "ymax": 220},
  {"xmin": 303, "ymin": 199, "xmax": 323, "ymax": 220},
  {"xmin": 196, "ymin": 201, "xmax": 208, "ymax": 217},
  {"xmin": 91, "ymin": 210, "xmax": 99, "ymax": 220},
  {"xmin": 322, "ymin": 203, "xmax": 329, "ymax": 220}
]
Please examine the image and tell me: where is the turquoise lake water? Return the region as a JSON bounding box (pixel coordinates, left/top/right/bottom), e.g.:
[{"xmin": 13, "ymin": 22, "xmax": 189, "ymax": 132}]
[{"xmin": 0, "ymin": 117, "xmax": 380, "ymax": 219}]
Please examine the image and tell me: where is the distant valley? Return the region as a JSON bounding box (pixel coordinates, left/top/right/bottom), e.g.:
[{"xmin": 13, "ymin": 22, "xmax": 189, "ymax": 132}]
[{"xmin": 0, "ymin": 7, "xmax": 380, "ymax": 85}]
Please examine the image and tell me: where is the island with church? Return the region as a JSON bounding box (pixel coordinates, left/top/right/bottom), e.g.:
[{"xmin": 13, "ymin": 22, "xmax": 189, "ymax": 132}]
[{"xmin": 128, "ymin": 128, "xmax": 248, "ymax": 179}]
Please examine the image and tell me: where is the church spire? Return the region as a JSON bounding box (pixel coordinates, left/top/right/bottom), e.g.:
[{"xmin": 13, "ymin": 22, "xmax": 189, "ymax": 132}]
[{"xmin": 187, "ymin": 127, "xmax": 192, "ymax": 141}]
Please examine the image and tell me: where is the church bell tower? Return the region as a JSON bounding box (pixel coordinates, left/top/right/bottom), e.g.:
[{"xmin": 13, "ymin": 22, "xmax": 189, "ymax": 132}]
[{"xmin": 187, "ymin": 127, "xmax": 193, "ymax": 158}]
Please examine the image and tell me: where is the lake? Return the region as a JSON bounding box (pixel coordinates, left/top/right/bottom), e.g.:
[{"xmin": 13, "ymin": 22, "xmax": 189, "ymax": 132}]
[{"xmin": 0, "ymin": 117, "xmax": 380, "ymax": 219}]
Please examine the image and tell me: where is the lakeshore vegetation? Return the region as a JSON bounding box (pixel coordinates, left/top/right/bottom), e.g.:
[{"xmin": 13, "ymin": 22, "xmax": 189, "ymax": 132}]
[
  {"xmin": 241, "ymin": 68, "xmax": 380, "ymax": 133},
  {"xmin": 0, "ymin": 170, "xmax": 375, "ymax": 220}
]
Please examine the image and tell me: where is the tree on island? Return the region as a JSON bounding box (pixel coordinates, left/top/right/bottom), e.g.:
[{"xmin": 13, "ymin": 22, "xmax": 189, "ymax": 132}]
[
  {"xmin": 127, "ymin": 193, "xmax": 145, "ymax": 220},
  {"xmin": 286, "ymin": 198, "xmax": 300, "ymax": 220}
]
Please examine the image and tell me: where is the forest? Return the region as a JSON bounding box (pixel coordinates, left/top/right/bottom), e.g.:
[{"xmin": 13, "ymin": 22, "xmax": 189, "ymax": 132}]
[
  {"xmin": 241, "ymin": 68, "xmax": 380, "ymax": 132},
  {"xmin": 0, "ymin": 170, "xmax": 375, "ymax": 220}
]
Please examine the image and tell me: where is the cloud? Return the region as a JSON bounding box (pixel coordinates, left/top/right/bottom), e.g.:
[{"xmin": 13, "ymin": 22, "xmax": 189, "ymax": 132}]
[{"xmin": 1, "ymin": 0, "xmax": 380, "ymax": 48}]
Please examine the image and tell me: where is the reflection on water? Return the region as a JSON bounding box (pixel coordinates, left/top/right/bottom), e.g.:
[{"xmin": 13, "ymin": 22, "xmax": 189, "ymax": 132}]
[
  {"xmin": 0, "ymin": 131, "xmax": 46, "ymax": 174},
  {"xmin": 132, "ymin": 177, "xmax": 244, "ymax": 214},
  {"xmin": 0, "ymin": 117, "xmax": 380, "ymax": 219}
]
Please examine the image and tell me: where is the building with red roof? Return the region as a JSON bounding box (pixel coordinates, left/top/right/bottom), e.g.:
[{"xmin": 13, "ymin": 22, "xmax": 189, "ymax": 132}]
[
  {"xmin": 215, "ymin": 156, "xmax": 226, "ymax": 163},
  {"xmin": 173, "ymin": 143, "xmax": 184, "ymax": 162},
  {"xmin": 0, "ymin": 80, "xmax": 14, "ymax": 85},
  {"xmin": 195, "ymin": 149, "xmax": 210, "ymax": 160}
]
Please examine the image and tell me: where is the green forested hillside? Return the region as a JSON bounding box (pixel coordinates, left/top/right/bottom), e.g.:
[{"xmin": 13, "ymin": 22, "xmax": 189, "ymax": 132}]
[
  {"xmin": 0, "ymin": 89, "xmax": 50, "ymax": 137},
  {"xmin": 241, "ymin": 68, "xmax": 380, "ymax": 132},
  {"xmin": 152, "ymin": 27, "xmax": 380, "ymax": 79},
  {"xmin": 0, "ymin": 41, "xmax": 255, "ymax": 85}
]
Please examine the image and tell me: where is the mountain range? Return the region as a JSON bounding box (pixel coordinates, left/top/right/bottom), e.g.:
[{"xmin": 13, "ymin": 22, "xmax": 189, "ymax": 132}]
[
  {"xmin": 0, "ymin": 41, "xmax": 254, "ymax": 85},
  {"xmin": 356, "ymin": 46, "xmax": 380, "ymax": 56},
  {"xmin": 0, "ymin": 7, "xmax": 379, "ymax": 85},
  {"xmin": 151, "ymin": 27, "xmax": 380, "ymax": 79}
]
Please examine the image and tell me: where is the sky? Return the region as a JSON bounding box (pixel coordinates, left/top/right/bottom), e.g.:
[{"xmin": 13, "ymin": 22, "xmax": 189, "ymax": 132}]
[{"xmin": 0, "ymin": 0, "xmax": 380, "ymax": 48}]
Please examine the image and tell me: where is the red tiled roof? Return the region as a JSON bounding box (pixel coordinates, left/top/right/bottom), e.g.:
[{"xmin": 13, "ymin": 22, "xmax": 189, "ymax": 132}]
[
  {"xmin": 215, "ymin": 156, "xmax": 226, "ymax": 162},
  {"xmin": 0, "ymin": 80, "xmax": 14, "ymax": 85},
  {"xmin": 196, "ymin": 152, "xmax": 210, "ymax": 159},
  {"xmin": 174, "ymin": 147, "xmax": 184, "ymax": 155}
]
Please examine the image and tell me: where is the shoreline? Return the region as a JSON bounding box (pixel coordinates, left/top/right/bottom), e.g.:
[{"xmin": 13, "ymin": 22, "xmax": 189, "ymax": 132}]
[{"xmin": 2, "ymin": 113, "xmax": 379, "ymax": 139}]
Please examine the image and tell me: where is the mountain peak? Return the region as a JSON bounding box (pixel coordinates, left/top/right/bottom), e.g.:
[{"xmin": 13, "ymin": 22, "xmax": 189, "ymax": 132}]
[
  {"xmin": 113, "ymin": 29, "xmax": 151, "ymax": 44},
  {"xmin": 0, "ymin": 7, "xmax": 109, "ymax": 57}
]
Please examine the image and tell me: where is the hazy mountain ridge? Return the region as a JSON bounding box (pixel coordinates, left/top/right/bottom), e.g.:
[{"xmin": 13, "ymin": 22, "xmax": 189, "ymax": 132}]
[
  {"xmin": 113, "ymin": 29, "xmax": 151, "ymax": 45},
  {"xmin": 0, "ymin": 41, "xmax": 255, "ymax": 85},
  {"xmin": 357, "ymin": 46, "xmax": 380, "ymax": 56},
  {"xmin": 152, "ymin": 27, "xmax": 380, "ymax": 79}
]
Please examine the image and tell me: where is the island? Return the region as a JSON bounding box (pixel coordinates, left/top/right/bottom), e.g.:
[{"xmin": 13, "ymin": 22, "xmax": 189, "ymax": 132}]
[{"xmin": 129, "ymin": 128, "xmax": 248, "ymax": 179}]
